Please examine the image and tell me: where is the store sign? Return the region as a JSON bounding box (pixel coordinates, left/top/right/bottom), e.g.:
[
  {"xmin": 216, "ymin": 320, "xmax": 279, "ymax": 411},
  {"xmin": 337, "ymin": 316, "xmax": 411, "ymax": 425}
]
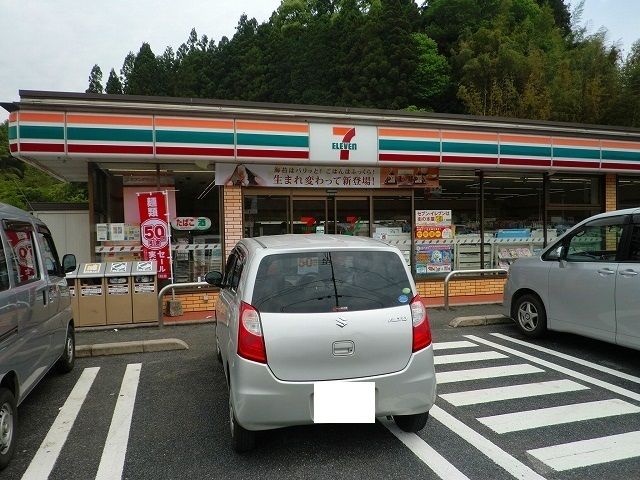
[
  {"xmin": 216, "ymin": 164, "xmax": 380, "ymax": 188},
  {"xmin": 137, "ymin": 192, "xmax": 171, "ymax": 280},
  {"xmin": 381, "ymin": 167, "xmax": 439, "ymax": 188},
  {"xmin": 309, "ymin": 124, "xmax": 377, "ymax": 164},
  {"xmin": 171, "ymin": 217, "xmax": 211, "ymax": 231},
  {"xmin": 415, "ymin": 209, "xmax": 452, "ymax": 227}
]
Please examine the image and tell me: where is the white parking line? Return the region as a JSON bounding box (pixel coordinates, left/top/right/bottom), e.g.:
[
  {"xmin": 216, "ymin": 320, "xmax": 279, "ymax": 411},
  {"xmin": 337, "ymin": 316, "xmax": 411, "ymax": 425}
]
[
  {"xmin": 95, "ymin": 363, "xmax": 142, "ymax": 480},
  {"xmin": 434, "ymin": 351, "xmax": 507, "ymax": 365},
  {"xmin": 491, "ymin": 333, "xmax": 640, "ymax": 385},
  {"xmin": 432, "ymin": 341, "xmax": 477, "ymax": 351},
  {"xmin": 430, "ymin": 406, "xmax": 546, "ymax": 480},
  {"xmin": 440, "ymin": 380, "xmax": 589, "ymax": 406},
  {"xmin": 478, "ymin": 399, "xmax": 640, "ymax": 434},
  {"xmin": 465, "ymin": 335, "xmax": 640, "ymax": 402},
  {"xmin": 528, "ymin": 430, "xmax": 640, "ymax": 471},
  {"xmin": 380, "ymin": 418, "xmax": 470, "ymax": 480},
  {"xmin": 21, "ymin": 367, "xmax": 100, "ymax": 480},
  {"xmin": 436, "ymin": 364, "xmax": 544, "ymax": 384}
]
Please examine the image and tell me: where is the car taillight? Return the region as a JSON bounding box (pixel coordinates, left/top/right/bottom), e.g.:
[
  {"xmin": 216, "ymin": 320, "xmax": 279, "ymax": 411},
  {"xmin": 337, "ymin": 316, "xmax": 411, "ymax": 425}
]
[
  {"xmin": 410, "ymin": 294, "xmax": 432, "ymax": 352},
  {"xmin": 237, "ymin": 302, "xmax": 267, "ymax": 363}
]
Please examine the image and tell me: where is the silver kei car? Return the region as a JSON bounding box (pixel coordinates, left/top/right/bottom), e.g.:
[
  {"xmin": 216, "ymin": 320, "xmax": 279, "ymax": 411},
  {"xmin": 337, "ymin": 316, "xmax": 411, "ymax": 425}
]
[
  {"xmin": 208, "ymin": 235, "xmax": 436, "ymax": 452},
  {"xmin": 504, "ymin": 208, "xmax": 640, "ymax": 349}
]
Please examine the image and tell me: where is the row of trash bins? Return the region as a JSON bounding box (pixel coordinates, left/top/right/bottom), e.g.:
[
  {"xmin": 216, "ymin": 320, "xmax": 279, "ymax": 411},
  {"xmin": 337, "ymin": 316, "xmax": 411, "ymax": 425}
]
[{"xmin": 66, "ymin": 261, "xmax": 159, "ymax": 326}]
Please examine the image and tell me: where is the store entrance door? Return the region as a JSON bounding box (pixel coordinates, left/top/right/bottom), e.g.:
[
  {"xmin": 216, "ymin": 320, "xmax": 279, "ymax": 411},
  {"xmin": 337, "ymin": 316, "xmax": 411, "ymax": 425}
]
[
  {"xmin": 291, "ymin": 196, "xmax": 370, "ymax": 236},
  {"xmin": 292, "ymin": 197, "xmax": 328, "ymax": 234}
]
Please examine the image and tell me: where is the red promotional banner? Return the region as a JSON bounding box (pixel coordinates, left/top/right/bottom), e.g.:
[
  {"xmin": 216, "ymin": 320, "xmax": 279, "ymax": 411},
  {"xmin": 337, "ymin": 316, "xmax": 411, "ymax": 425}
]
[{"xmin": 137, "ymin": 191, "xmax": 172, "ymax": 280}]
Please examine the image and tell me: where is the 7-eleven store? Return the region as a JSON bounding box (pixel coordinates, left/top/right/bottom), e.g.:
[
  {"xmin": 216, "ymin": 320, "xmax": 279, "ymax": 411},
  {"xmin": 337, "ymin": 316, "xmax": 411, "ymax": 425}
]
[{"xmin": 5, "ymin": 91, "xmax": 640, "ymax": 317}]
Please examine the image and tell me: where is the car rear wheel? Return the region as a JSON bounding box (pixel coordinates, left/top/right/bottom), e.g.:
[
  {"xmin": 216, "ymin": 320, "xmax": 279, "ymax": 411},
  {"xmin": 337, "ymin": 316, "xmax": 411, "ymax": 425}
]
[
  {"xmin": 228, "ymin": 386, "xmax": 255, "ymax": 453},
  {"xmin": 0, "ymin": 388, "xmax": 17, "ymax": 471},
  {"xmin": 57, "ymin": 324, "xmax": 75, "ymax": 373},
  {"xmin": 393, "ymin": 411, "xmax": 429, "ymax": 433},
  {"xmin": 514, "ymin": 294, "xmax": 547, "ymax": 338}
]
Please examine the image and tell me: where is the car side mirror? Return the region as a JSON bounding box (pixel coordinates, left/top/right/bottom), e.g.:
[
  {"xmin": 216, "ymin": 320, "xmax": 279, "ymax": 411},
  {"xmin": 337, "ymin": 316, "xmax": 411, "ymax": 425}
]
[
  {"xmin": 62, "ymin": 254, "xmax": 77, "ymax": 274},
  {"xmin": 204, "ymin": 271, "xmax": 223, "ymax": 287}
]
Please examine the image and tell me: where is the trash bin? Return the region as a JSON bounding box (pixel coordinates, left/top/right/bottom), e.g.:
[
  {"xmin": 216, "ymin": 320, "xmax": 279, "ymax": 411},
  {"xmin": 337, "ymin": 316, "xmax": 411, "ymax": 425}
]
[
  {"xmin": 76, "ymin": 262, "xmax": 107, "ymax": 326},
  {"xmin": 132, "ymin": 261, "xmax": 158, "ymax": 323},
  {"xmin": 105, "ymin": 261, "xmax": 133, "ymax": 325},
  {"xmin": 65, "ymin": 266, "xmax": 79, "ymax": 323}
]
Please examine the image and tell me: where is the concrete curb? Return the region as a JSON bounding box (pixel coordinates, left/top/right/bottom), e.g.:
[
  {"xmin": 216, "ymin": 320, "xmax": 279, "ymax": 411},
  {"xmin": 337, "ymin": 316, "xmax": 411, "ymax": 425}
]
[
  {"xmin": 449, "ymin": 315, "xmax": 512, "ymax": 328},
  {"xmin": 76, "ymin": 338, "xmax": 189, "ymax": 358}
]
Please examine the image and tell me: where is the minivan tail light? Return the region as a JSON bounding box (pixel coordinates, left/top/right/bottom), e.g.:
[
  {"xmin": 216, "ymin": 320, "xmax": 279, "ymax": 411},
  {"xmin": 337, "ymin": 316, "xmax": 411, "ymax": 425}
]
[
  {"xmin": 237, "ymin": 302, "xmax": 267, "ymax": 363},
  {"xmin": 410, "ymin": 295, "xmax": 432, "ymax": 352}
]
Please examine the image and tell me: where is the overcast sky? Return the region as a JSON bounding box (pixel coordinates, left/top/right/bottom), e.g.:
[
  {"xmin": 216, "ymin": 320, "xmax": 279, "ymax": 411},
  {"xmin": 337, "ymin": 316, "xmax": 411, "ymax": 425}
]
[{"xmin": 1, "ymin": 0, "xmax": 638, "ymax": 123}]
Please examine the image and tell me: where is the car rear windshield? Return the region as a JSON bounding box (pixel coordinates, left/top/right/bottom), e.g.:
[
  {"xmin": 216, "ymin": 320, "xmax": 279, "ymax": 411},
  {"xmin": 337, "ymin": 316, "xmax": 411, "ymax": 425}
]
[{"xmin": 252, "ymin": 250, "xmax": 412, "ymax": 313}]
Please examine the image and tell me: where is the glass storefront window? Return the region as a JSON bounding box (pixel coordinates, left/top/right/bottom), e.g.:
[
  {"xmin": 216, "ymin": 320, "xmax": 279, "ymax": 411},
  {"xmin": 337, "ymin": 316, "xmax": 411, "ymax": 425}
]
[
  {"xmin": 547, "ymin": 174, "xmax": 603, "ymax": 239},
  {"xmin": 617, "ymin": 176, "xmax": 640, "ymax": 209},
  {"xmin": 483, "ymin": 173, "xmax": 544, "ymax": 234},
  {"xmin": 373, "ymin": 196, "xmax": 412, "ymax": 264},
  {"xmin": 243, "ymin": 195, "xmax": 289, "ymax": 237},
  {"xmin": 336, "ymin": 197, "xmax": 370, "ymax": 236}
]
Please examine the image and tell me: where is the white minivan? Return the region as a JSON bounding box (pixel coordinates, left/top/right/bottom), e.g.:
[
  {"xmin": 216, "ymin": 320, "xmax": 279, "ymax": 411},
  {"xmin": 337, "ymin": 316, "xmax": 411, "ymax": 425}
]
[
  {"xmin": 0, "ymin": 203, "xmax": 77, "ymax": 470},
  {"xmin": 504, "ymin": 207, "xmax": 640, "ymax": 349},
  {"xmin": 209, "ymin": 235, "xmax": 437, "ymax": 452}
]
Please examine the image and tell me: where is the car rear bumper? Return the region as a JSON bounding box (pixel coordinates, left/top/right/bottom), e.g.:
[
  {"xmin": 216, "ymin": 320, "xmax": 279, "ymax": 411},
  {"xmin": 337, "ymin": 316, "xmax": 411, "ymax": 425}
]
[{"xmin": 229, "ymin": 345, "xmax": 437, "ymax": 431}]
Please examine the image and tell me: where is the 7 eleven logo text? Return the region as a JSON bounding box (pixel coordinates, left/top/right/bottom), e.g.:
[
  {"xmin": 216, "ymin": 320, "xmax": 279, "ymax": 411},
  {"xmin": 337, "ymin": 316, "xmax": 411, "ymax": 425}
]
[{"xmin": 331, "ymin": 127, "xmax": 357, "ymax": 160}]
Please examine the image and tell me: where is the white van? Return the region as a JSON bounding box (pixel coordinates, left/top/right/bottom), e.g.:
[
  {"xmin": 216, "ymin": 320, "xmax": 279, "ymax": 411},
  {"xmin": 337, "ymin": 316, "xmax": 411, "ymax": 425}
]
[{"xmin": 0, "ymin": 203, "xmax": 77, "ymax": 470}]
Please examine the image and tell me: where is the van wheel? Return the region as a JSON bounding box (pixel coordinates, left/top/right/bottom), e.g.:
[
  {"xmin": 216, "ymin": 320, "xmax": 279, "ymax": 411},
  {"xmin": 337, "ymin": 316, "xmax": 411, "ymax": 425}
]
[
  {"xmin": 229, "ymin": 388, "xmax": 255, "ymax": 452},
  {"xmin": 514, "ymin": 294, "xmax": 547, "ymax": 338},
  {"xmin": 0, "ymin": 388, "xmax": 17, "ymax": 471},
  {"xmin": 393, "ymin": 412, "xmax": 429, "ymax": 433},
  {"xmin": 57, "ymin": 324, "xmax": 75, "ymax": 373}
]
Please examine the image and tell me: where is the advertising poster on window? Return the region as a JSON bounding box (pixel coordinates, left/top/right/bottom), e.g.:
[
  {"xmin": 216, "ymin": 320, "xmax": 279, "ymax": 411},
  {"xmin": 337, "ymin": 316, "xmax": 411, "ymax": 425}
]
[
  {"xmin": 216, "ymin": 163, "xmax": 380, "ymax": 188},
  {"xmin": 415, "ymin": 209, "xmax": 453, "ymax": 274},
  {"xmin": 137, "ymin": 191, "xmax": 172, "ymax": 280}
]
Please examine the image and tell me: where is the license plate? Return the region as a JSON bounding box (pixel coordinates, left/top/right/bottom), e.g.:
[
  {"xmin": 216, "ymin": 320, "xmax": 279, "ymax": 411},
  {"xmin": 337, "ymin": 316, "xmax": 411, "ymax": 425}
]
[{"xmin": 313, "ymin": 381, "xmax": 375, "ymax": 423}]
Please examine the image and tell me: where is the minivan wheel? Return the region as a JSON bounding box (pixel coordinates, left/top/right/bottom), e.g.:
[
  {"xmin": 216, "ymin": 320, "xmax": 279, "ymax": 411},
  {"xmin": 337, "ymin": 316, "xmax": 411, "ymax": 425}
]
[
  {"xmin": 57, "ymin": 324, "xmax": 75, "ymax": 373},
  {"xmin": 514, "ymin": 294, "xmax": 547, "ymax": 338},
  {"xmin": 0, "ymin": 388, "xmax": 17, "ymax": 471},
  {"xmin": 229, "ymin": 389, "xmax": 255, "ymax": 453},
  {"xmin": 393, "ymin": 412, "xmax": 429, "ymax": 433}
]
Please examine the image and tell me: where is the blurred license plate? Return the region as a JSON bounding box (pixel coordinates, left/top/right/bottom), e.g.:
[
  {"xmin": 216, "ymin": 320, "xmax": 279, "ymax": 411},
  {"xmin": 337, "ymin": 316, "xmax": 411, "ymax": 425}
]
[{"xmin": 313, "ymin": 381, "xmax": 375, "ymax": 423}]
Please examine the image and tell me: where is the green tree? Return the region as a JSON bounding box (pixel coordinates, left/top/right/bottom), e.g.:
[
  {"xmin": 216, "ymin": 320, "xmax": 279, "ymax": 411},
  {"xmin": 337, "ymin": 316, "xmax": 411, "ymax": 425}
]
[
  {"xmin": 105, "ymin": 68, "xmax": 123, "ymax": 94},
  {"xmin": 86, "ymin": 64, "xmax": 104, "ymax": 93}
]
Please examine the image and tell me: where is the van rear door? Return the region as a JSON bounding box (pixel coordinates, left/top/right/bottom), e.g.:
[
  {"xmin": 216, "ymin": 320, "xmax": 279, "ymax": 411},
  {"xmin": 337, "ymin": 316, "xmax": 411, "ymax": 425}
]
[{"xmin": 253, "ymin": 249, "xmax": 415, "ymax": 381}]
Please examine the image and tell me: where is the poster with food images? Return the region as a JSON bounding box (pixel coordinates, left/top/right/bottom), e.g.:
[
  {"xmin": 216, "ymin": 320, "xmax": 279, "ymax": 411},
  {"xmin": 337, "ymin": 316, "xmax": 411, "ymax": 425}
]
[{"xmin": 414, "ymin": 210, "xmax": 454, "ymax": 274}]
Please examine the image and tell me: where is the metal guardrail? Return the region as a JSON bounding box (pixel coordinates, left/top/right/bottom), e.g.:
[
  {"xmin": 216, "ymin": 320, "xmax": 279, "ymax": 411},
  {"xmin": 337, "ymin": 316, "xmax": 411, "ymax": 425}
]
[
  {"xmin": 157, "ymin": 282, "xmax": 211, "ymax": 328},
  {"xmin": 443, "ymin": 268, "xmax": 508, "ymax": 311}
]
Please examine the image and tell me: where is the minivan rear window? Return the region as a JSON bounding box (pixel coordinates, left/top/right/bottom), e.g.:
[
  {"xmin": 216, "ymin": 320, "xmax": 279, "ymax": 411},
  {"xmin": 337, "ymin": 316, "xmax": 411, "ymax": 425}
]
[{"xmin": 252, "ymin": 250, "xmax": 412, "ymax": 313}]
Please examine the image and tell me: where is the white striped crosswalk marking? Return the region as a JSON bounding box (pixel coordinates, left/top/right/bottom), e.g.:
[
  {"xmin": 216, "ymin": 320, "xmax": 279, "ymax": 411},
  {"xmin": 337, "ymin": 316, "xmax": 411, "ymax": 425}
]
[
  {"xmin": 434, "ymin": 351, "xmax": 507, "ymax": 365},
  {"xmin": 478, "ymin": 399, "xmax": 640, "ymax": 434},
  {"xmin": 21, "ymin": 367, "xmax": 100, "ymax": 480},
  {"xmin": 430, "ymin": 406, "xmax": 546, "ymax": 480},
  {"xmin": 380, "ymin": 418, "xmax": 470, "ymax": 480},
  {"xmin": 436, "ymin": 364, "xmax": 544, "ymax": 384},
  {"xmin": 432, "ymin": 341, "xmax": 477, "ymax": 351},
  {"xmin": 95, "ymin": 363, "xmax": 142, "ymax": 480},
  {"xmin": 528, "ymin": 430, "xmax": 640, "ymax": 471},
  {"xmin": 440, "ymin": 380, "xmax": 589, "ymax": 406}
]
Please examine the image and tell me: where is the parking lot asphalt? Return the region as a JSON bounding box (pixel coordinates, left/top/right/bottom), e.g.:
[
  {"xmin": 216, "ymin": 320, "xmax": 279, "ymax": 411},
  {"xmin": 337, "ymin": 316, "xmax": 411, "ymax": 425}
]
[{"xmin": 8, "ymin": 302, "xmax": 640, "ymax": 480}]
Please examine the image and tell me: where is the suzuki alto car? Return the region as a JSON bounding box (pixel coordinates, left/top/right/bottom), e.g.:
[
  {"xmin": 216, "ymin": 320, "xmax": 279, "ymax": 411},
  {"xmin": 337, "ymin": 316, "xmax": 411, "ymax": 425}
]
[{"xmin": 210, "ymin": 235, "xmax": 436, "ymax": 452}]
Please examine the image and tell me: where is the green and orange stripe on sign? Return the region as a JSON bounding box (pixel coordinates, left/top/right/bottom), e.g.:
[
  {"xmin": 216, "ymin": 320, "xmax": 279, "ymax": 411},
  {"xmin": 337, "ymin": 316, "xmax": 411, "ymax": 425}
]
[
  {"xmin": 15, "ymin": 111, "xmax": 65, "ymax": 154},
  {"xmin": 601, "ymin": 139, "xmax": 640, "ymax": 171},
  {"xmin": 155, "ymin": 117, "xmax": 234, "ymax": 158},
  {"xmin": 442, "ymin": 131, "xmax": 499, "ymax": 166},
  {"xmin": 499, "ymin": 134, "xmax": 552, "ymax": 168},
  {"xmin": 236, "ymin": 121, "xmax": 309, "ymax": 161},
  {"xmin": 66, "ymin": 113, "xmax": 154, "ymax": 156},
  {"xmin": 551, "ymin": 137, "xmax": 600, "ymax": 169},
  {"xmin": 378, "ymin": 127, "xmax": 440, "ymax": 164}
]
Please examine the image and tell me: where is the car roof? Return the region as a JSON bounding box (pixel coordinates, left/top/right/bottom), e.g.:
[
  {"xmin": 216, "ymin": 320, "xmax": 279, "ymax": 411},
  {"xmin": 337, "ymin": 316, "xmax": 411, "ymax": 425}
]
[
  {"xmin": 584, "ymin": 207, "xmax": 640, "ymax": 221},
  {"xmin": 243, "ymin": 234, "xmax": 390, "ymax": 252},
  {"xmin": 0, "ymin": 202, "xmax": 42, "ymax": 224}
]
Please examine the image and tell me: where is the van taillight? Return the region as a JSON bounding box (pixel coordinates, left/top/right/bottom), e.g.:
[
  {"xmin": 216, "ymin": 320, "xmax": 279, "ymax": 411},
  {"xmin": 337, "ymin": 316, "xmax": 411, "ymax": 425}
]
[
  {"xmin": 410, "ymin": 295, "xmax": 432, "ymax": 352},
  {"xmin": 238, "ymin": 302, "xmax": 267, "ymax": 363}
]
